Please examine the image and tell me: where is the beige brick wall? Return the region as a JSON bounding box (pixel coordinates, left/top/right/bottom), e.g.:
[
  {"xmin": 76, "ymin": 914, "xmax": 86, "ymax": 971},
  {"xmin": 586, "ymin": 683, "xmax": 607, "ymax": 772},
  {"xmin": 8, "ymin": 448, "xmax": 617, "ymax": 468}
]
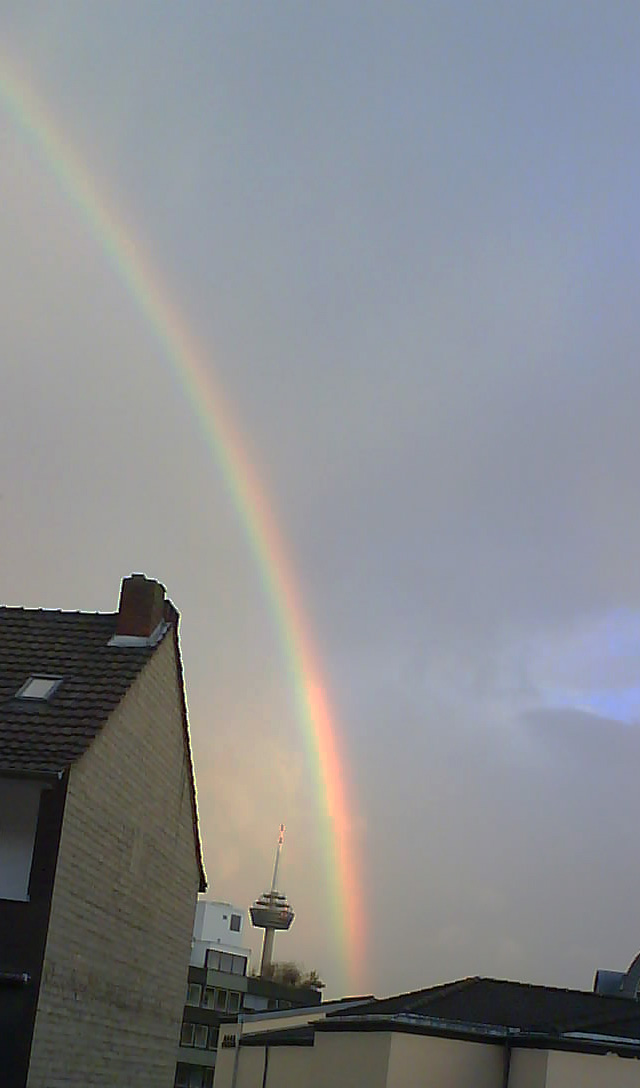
[{"xmin": 27, "ymin": 632, "xmax": 202, "ymax": 1088}]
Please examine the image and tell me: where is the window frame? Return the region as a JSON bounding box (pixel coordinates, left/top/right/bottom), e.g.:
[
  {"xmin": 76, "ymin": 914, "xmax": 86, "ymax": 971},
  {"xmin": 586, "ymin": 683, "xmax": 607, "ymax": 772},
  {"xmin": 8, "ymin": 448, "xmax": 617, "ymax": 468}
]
[
  {"xmin": 180, "ymin": 1022, "xmax": 195, "ymax": 1047},
  {"xmin": 193, "ymin": 1023, "xmax": 208, "ymax": 1049},
  {"xmin": 186, "ymin": 982, "xmax": 202, "ymax": 1006}
]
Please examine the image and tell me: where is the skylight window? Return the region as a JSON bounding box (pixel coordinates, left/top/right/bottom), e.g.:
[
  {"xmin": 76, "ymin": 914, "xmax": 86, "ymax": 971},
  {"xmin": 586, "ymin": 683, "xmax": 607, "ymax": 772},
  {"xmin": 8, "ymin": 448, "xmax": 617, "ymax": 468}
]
[{"xmin": 16, "ymin": 676, "xmax": 62, "ymax": 700}]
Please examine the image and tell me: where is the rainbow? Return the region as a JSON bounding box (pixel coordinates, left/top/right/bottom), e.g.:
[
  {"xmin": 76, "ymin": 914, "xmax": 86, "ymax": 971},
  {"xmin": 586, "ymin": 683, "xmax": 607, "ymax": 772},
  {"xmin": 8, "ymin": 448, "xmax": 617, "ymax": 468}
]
[{"xmin": 0, "ymin": 57, "xmax": 365, "ymax": 990}]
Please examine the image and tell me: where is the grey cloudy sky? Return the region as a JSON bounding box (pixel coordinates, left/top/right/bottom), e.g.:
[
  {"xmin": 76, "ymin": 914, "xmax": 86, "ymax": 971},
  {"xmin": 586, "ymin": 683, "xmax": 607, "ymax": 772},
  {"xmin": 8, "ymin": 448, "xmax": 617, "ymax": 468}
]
[{"xmin": 2, "ymin": 2, "xmax": 640, "ymax": 996}]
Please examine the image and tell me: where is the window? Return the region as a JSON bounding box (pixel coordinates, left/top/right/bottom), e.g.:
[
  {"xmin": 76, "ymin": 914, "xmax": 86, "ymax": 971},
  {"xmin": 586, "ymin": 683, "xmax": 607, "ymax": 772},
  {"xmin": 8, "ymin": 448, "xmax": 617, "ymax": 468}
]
[
  {"xmin": 203, "ymin": 986, "xmax": 215, "ymax": 1009},
  {"xmin": 193, "ymin": 1024, "xmax": 208, "ymax": 1049},
  {"xmin": 186, "ymin": 983, "xmax": 202, "ymax": 1005},
  {"xmin": 231, "ymin": 954, "xmax": 247, "ymax": 976},
  {"xmin": 203, "ymin": 1071, "xmax": 214, "ymax": 1088},
  {"xmin": 16, "ymin": 675, "xmax": 62, "ymax": 700},
  {"xmin": 207, "ymin": 1026, "xmax": 219, "ymax": 1050},
  {"xmin": 214, "ymin": 988, "xmax": 228, "ymax": 1011},
  {"xmin": 180, "ymin": 1022, "xmax": 195, "ymax": 1046},
  {"xmin": 219, "ymin": 953, "xmax": 233, "ymax": 973},
  {"xmin": 175, "ymin": 1063, "xmax": 190, "ymax": 1087},
  {"xmin": 227, "ymin": 991, "xmax": 240, "ymax": 1014},
  {"xmin": 206, "ymin": 949, "xmax": 221, "ymax": 971},
  {"xmin": 230, "ymin": 913, "xmax": 242, "ymax": 932}
]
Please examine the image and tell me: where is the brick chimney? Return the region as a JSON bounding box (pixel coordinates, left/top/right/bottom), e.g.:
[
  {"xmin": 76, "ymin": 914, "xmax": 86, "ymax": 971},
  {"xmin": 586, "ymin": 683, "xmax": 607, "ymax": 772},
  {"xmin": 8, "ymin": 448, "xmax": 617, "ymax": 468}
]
[{"xmin": 116, "ymin": 574, "xmax": 166, "ymax": 639}]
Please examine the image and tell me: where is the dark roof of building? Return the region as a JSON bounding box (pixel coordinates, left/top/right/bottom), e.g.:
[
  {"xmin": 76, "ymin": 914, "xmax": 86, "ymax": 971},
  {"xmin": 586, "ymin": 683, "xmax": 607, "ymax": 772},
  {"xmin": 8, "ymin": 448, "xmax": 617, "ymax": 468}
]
[
  {"xmin": 0, "ymin": 607, "xmax": 158, "ymax": 774},
  {"xmin": 0, "ymin": 599, "xmax": 206, "ymax": 891},
  {"xmin": 329, "ymin": 977, "xmax": 640, "ymax": 1041},
  {"xmin": 241, "ymin": 1026, "xmax": 315, "ymax": 1047}
]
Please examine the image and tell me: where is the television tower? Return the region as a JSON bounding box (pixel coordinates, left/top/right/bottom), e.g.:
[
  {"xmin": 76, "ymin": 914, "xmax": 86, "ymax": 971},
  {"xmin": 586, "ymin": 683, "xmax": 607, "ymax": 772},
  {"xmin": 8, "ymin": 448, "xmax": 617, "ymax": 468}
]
[{"xmin": 249, "ymin": 824, "xmax": 295, "ymax": 975}]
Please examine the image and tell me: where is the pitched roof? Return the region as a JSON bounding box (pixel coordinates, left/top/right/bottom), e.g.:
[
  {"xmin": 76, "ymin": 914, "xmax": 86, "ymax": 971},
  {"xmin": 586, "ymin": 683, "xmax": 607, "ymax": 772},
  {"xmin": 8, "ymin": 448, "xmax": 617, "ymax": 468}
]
[
  {"xmin": 0, "ymin": 599, "xmax": 206, "ymax": 890},
  {"xmin": 0, "ymin": 607, "xmax": 158, "ymax": 774},
  {"xmin": 332, "ymin": 976, "xmax": 640, "ymax": 1041}
]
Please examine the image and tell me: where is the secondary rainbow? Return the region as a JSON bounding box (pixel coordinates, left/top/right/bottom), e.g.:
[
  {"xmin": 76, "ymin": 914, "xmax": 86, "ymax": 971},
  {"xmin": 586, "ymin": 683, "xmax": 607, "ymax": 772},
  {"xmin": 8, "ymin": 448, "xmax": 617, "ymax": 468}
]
[{"xmin": 0, "ymin": 58, "xmax": 365, "ymax": 989}]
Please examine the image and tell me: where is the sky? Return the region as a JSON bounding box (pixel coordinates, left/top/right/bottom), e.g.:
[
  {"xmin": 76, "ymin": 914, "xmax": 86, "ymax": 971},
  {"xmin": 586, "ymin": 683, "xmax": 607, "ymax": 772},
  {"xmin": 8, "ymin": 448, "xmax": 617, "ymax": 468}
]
[{"xmin": 2, "ymin": 1, "xmax": 640, "ymax": 998}]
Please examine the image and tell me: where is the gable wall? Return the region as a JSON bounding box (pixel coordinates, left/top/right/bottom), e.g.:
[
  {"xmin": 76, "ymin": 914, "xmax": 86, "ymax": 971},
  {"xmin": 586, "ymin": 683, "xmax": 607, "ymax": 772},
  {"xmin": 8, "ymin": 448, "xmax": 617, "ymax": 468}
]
[{"xmin": 26, "ymin": 632, "xmax": 202, "ymax": 1088}]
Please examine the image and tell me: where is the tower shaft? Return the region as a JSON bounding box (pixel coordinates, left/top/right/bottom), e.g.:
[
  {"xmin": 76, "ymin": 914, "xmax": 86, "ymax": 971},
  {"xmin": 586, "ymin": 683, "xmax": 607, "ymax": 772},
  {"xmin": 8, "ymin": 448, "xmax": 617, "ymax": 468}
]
[{"xmin": 260, "ymin": 927, "xmax": 276, "ymax": 975}]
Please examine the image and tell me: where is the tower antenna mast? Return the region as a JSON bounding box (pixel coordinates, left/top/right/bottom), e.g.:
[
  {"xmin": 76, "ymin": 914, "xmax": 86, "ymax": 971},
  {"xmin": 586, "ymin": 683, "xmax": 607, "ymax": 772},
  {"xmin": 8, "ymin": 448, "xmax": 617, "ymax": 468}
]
[{"xmin": 270, "ymin": 823, "xmax": 285, "ymax": 893}]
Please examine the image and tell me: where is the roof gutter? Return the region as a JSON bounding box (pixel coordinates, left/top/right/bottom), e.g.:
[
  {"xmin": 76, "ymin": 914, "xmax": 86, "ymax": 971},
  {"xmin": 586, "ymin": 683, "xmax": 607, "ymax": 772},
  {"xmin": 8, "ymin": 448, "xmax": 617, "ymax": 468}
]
[
  {"xmin": 317, "ymin": 1014, "xmax": 640, "ymax": 1059},
  {"xmin": 0, "ymin": 768, "xmax": 62, "ymax": 784}
]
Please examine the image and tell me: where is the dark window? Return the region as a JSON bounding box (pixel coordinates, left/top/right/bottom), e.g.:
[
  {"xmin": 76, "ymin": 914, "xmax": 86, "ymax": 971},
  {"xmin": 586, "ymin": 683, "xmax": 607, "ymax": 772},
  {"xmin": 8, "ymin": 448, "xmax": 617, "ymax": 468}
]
[
  {"xmin": 215, "ymin": 988, "xmax": 228, "ymax": 1011},
  {"xmin": 208, "ymin": 1026, "xmax": 219, "ymax": 1050},
  {"xmin": 186, "ymin": 982, "xmax": 202, "ymax": 1005},
  {"xmin": 175, "ymin": 1063, "xmax": 190, "ymax": 1087},
  {"xmin": 230, "ymin": 913, "xmax": 242, "ymax": 932},
  {"xmin": 203, "ymin": 986, "xmax": 215, "ymax": 1009},
  {"xmin": 231, "ymin": 954, "xmax": 247, "ymax": 976},
  {"xmin": 206, "ymin": 949, "xmax": 221, "ymax": 971},
  {"xmin": 227, "ymin": 991, "xmax": 241, "ymax": 1014},
  {"xmin": 204, "ymin": 1071, "xmax": 214, "ymax": 1088},
  {"xmin": 194, "ymin": 1024, "xmax": 208, "ymax": 1049},
  {"xmin": 180, "ymin": 1022, "xmax": 195, "ymax": 1046},
  {"xmin": 219, "ymin": 952, "xmax": 233, "ymax": 973}
]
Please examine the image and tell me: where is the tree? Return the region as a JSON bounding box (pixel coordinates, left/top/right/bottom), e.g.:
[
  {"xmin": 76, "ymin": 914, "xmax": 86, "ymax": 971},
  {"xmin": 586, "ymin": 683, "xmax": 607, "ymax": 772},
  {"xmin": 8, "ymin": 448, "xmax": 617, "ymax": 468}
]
[
  {"xmin": 300, "ymin": 968, "xmax": 325, "ymax": 991},
  {"xmin": 253, "ymin": 961, "xmax": 325, "ymax": 990}
]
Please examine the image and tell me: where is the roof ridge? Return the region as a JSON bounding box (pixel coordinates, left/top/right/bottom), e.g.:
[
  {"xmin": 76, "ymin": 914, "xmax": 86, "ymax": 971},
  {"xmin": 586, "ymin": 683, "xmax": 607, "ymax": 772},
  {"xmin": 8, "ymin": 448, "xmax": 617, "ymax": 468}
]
[
  {"xmin": 477, "ymin": 977, "xmax": 604, "ymax": 997},
  {"xmin": 370, "ymin": 977, "xmax": 481, "ymax": 1012}
]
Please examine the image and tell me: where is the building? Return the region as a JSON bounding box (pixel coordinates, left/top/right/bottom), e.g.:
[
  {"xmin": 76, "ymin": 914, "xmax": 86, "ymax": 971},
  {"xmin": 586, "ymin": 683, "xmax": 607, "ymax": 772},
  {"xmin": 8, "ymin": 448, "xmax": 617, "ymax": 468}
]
[
  {"xmin": 213, "ymin": 974, "xmax": 640, "ymax": 1087},
  {"xmin": 0, "ymin": 574, "xmax": 206, "ymax": 1088},
  {"xmin": 176, "ymin": 900, "xmax": 321, "ymax": 1088}
]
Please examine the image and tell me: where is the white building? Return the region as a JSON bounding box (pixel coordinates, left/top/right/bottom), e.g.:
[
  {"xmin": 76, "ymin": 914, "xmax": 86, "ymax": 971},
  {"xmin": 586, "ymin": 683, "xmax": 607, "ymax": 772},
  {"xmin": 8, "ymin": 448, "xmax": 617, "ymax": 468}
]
[
  {"xmin": 191, "ymin": 900, "xmax": 251, "ymax": 970},
  {"xmin": 176, "ymin": 900, "xmax": 320, "ymax": 1088}
]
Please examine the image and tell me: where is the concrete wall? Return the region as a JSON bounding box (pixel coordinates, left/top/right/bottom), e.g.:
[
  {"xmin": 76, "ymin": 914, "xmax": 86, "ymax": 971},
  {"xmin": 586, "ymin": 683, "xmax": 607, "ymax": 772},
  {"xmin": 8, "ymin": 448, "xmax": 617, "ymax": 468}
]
[
  {"xmin": 545, "ymin": 1048, "xmax": 640, "ymax": 1087},
  {"xmin": 213, "ymin": 1045, "xmax": 238, "ymax": 1087},
  {"xmin": 235, "ymin": 1048, "xmax": 266, "ymax": 1088},
  {"xmin": 386, "ymin": 1032, "xmax": 502, "ymax": 1088},
  {"xmin": 266, "ymin": 1045, "xmax": 315, "ymax": 1086},
  {"xmin": 214, "ymin": 1033, "xmax": 390, "ymax": 1088},
  {"xmin": 309, "ymin": 1031, "xmax": 390, "ymax": 1088},
  {"xmin": 214, "ymin": 1031, "xmax": 640, "ymax": 1088},
  {"xmin": 26, "ymin": 631, "xmax": 202, "ymax": 1088},
  {"xmin": 509, "ymin": 1048, "xmax": 548, "ymax": 1088}
]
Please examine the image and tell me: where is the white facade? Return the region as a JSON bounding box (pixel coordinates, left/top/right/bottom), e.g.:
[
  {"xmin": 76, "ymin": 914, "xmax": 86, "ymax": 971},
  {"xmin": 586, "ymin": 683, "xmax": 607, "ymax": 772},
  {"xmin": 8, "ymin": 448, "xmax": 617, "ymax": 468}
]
[
  {"xmin": 214, "ymin": 1030, "xmax": 640, "ymax": 1088},
  {"xmin": 191, "ymin": 899, "xmax": 251, "ymax": 969}
]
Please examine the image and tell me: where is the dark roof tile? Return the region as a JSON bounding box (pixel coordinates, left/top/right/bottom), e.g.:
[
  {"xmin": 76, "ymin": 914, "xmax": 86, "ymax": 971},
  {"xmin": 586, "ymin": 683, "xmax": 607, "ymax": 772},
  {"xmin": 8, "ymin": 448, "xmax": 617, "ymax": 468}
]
[
  {"xmin": 344, "ymin": 977, "xmax": 640, "ymax": 1039},
  {"xmin": 0, "ymin": 607, "xmax": 158, "ymax": 774}
]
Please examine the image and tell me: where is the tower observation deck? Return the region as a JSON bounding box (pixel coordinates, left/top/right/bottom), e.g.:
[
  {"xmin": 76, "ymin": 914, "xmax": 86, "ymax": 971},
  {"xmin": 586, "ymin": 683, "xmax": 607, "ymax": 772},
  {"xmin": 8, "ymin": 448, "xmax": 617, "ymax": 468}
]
[{"xmin": 249, "ymin": 824, "xmax": 295, "ymax": 975}]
